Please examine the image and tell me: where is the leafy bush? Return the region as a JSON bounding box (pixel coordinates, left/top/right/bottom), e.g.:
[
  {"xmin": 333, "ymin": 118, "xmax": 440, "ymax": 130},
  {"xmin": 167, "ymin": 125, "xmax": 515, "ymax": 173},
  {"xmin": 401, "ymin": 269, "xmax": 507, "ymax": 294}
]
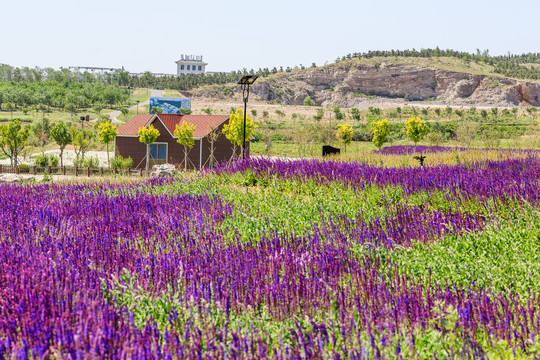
[
  {"xmin": 110, "ymin": 155, "xmax": 134, "ymax": 169},
  {"xmin": 303, "ymin": 96, "xmax": 315, "ymax": 106},
  {"xmin": 33, "ymin": 154, "xmax": 59, "ymax": 167},
  {"xmin": 73, "ymin": 156, "xmax": 100, "ymax": 168},
  {"xmin": 313, "ymin": 108, "xmax": 324, "ymax": 121}
]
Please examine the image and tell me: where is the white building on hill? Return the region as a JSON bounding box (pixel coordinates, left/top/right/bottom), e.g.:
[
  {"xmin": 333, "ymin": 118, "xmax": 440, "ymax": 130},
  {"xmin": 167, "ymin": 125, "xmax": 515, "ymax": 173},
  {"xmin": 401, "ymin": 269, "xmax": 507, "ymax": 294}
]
[{"xmin": 176, "ymin": 55, "xmax": 207, "ymax": 75}]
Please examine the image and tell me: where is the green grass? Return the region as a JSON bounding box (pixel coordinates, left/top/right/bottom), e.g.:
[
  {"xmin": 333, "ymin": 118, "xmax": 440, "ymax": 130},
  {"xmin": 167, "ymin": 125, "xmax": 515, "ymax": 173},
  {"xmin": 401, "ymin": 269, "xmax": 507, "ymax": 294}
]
[
  {"xmin": 128, "ymin": 89, "xmax": 151, "ymax": 105},
  {"xmin": 161, "ymin": 90, "xmax": 183, "ymax": 97}
]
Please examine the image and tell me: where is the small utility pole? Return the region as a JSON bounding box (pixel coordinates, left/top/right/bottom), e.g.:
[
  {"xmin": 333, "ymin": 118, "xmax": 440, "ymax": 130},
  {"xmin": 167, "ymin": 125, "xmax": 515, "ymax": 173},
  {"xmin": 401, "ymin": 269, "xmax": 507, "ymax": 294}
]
[{"xmin": 328, "ymin": 111, "xmax": 332, "ymax": 143}]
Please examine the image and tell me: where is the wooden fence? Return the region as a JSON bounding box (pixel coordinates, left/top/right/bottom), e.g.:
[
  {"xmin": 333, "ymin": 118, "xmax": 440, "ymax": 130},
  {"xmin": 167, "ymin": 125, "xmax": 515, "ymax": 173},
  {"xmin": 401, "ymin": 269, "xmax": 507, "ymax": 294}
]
[{"xmin": 0, "ymin": 165, "xmax": 147, "ymax": 177}]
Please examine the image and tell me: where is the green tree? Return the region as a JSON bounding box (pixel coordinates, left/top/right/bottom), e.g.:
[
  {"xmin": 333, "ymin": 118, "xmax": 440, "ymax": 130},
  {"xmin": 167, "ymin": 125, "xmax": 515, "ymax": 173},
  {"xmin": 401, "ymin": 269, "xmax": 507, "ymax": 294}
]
[
  {"xmin": 120, "ymin": 107, "xmax": 129, "ymax": 120},
  {"xmin": 151, "ymin": 106, "xmax": 163, "ymax": 114},
  {"xmin": 174, "ymin": 122, "xmax": 196, "ymax": 170},
  {"xmin": 71, "ymin": 127, "xmax": 94, "ymax": 160},
  {"xmin": 138, "ymin": 124, "xmax": 160, "ymax": 169},
  {"xmin": 445, "ymin": 106, "xmax": 453, "ymax": 117},
  {"xmin": 336, "ymin": 123, "xmax": 353, "ymax": 153},
  {"xmin": 481, "ymin": 109, "xmax": 488, "ymax": 119},
  {"xmin": 5, "ymin": 103, "xmax": 15, "ymax": 120},
  {"xmin": 65, "ymin": 103, "xmax": 77, "ymax": 121},
  {"xmin": 0, "ymin": 120, "xmax": 30, "ymax": 166},
  {"xmin": 50, "ymin": 123, "xmax": 72, "ymax": 167},
  {"xmin": 333, "ymin": 106, "xmax": 344, "ymax": 120},
  {"xmin": 350, "ymin": 108, "xmax": 361, "ymax": 120},
  {"xmin": 98, "ymin": 121, "xmax": 118, "ymax": 167},
  {"xmin": 222, "ymin": 108, "xmax": 257, "ymax": 159},
  {"xmin": 94, "ymin": 103, "xmax": 103, "ymax": 115},
  {"xmin": 313, "ymin": 108, "xmax": 324, "ymax": 121},
  {"xmin": 303, "ymin": 96, "xmax": 315, "ymax": 106},
  {"xmin": 404, "ymin": 116, "xmax": 428, "ymax": 152}
]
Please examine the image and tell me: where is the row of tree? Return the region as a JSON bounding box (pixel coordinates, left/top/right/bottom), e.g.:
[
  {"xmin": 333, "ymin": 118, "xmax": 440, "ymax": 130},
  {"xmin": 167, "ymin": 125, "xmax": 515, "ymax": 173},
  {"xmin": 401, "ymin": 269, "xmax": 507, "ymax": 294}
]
[
  {"xmin": 0, "ymin": 119, "xmax": 118, "ymax": 167},
  {"xmin": 0, "ymin": 81, "xmax": 130, "ymax": 112}
]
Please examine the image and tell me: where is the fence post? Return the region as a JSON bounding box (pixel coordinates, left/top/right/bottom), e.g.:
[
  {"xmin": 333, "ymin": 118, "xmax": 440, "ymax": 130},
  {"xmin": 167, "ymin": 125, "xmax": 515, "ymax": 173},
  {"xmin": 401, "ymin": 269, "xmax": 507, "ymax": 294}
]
[
  {"xmin": 87, "ymin": 167, "xmax": 90, "ymax": 177},
  {"xmin": 100, "ymin": 167, "xmax": 103, "ymax": 175},
  {"xmin": 33, "ymin": 166, "xmax": 36, "ymax": 175},
  {"xmin": 75, "ymin": 166, "xmax": 78, "ymax": 177},
  {"xmin": 47, "ymin": 166, "xmax": 51, "ymax": 174},
  {"xmin": 62, "ymin": 166, "xmax": 66, "ymax": 175}
]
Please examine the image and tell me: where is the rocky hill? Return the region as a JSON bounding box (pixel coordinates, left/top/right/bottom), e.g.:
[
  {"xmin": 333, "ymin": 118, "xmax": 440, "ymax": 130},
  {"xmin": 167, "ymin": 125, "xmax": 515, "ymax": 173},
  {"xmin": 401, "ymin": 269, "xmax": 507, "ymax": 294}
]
[{"xmin": 189, "ymin": 58, "xmax": 540, "ymax": 108}]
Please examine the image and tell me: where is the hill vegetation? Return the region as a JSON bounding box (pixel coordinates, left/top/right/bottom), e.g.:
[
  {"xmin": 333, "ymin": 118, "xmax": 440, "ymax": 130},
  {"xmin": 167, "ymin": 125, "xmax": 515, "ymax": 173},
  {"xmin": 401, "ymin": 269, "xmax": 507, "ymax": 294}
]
[{"xmin": 3, "ymin": 48, "xmax": 540, "ymax": 93}]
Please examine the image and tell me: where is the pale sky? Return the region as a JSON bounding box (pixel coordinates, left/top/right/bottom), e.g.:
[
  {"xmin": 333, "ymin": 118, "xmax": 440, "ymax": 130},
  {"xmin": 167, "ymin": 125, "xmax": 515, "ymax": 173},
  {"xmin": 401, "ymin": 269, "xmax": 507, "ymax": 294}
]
[{"xmin": 1, "ymin": 0, "xmax": 538, "ymax": 74}]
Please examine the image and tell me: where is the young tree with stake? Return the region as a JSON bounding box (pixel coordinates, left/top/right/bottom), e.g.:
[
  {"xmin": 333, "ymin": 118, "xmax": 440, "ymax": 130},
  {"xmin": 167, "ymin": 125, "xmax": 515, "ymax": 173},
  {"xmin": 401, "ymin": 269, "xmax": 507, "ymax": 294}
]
[
  {"xmin": 222, "ymin": 108, "xmax": 257, "ymax": 160},
  {"xmin": 371, "ymin": 118, "xmax": 390, "ymax": 163},
  {"xmin": 174, "ymin": 122, "xmax": 196, "ymax": 170},
  {"xmin": 137, "ymin": 124, "xmax": 160, "ymax": 170},
  {"xmin": 98, "ymin": 121, "xmax": 118, "ymax": 168},
  {"xmin": 336, "ymin": 122, "xmax": 353, "ymax": 153}
]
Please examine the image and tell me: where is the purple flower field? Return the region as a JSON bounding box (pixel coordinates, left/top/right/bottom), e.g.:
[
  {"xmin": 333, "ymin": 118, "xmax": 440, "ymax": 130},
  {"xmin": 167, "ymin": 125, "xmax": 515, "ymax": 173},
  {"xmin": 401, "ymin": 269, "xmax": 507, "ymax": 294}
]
[{"xmin": 2, "ymin": 158, "xmax": 540, "ymax": 358}]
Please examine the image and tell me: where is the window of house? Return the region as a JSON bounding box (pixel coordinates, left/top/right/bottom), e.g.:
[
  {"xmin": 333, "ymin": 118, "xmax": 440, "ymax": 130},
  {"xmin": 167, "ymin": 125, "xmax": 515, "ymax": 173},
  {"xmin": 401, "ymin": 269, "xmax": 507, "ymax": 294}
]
[
  {"xmin": 187, "ymin": 65, "xmax": 190, "ymax": 70},
  {"xmin": 180, "ymin": 65, "xmax": 184, "ymax": 70},
  {"xmin": 198, "ymin": 65, "xmax": 202, "ymax": 71},
  {"xmin": 149, "ymin": 144, "xmax": 167, "ymax": 160}
]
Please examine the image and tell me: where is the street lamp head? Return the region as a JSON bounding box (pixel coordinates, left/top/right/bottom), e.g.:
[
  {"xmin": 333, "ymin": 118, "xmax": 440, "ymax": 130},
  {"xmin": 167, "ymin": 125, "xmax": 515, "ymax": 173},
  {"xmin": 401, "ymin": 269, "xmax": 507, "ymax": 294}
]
[{"xmin": 238, "ymin": 75, "xmax": 258, "ymax": 85}]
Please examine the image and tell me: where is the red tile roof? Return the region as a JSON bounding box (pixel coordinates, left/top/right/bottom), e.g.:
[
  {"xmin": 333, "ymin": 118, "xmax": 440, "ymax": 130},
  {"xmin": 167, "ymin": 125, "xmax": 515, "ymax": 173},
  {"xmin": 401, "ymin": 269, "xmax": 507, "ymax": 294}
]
[
  {"xmin": 117, "ymin": 114, "xmax": 153, "ymax": 136},
  {"xmin": 117, "ymin": 114, "xmax": 229, "ymax": 138}
]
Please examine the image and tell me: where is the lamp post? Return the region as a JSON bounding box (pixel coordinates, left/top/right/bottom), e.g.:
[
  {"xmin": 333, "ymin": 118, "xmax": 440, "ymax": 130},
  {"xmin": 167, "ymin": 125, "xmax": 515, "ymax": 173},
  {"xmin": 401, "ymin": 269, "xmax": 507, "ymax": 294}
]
[
  {"xmin": 80, "ymin": 115, "xmax": 89, "ymax": 129},
  {"xmin": 237, "ymin": 75, "xmax": 258, "ymax": 159},
  {"xmin": 136, "ymin": 100, "xmax": 140, "ymax": 115}
]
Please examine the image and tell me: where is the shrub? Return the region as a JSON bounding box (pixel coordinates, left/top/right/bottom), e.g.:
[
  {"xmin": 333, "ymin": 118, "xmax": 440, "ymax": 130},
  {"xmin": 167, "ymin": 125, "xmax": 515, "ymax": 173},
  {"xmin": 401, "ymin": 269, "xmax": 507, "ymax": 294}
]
[
  {"xmin": 303, "ymin": 96, "xmax": 315, "ymax": 106},
  {"xmin": 110, "ymin": 155, "xmax": 134, "ymax": 169},
  {"xmin": 313, "ymin": 108, "xmax": 324, "ymax": 121},
  {"xmin": 73, "ymin": 156, "xmax": 100, "ymax": 168},
  {"xmin": 33, "ymin": 154, "xmax": 60, "ymax": 167},
  {"xmin": 275, "ymin": 110, "xmax": 285, "ymax": 118}
]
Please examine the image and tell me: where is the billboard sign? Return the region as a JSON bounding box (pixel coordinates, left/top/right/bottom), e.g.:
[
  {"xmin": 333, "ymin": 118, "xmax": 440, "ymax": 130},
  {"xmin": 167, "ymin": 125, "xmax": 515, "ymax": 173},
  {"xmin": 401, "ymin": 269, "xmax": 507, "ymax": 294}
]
[{"xmin": 149, "ymin": 97, "xmax": 191, "ymax": 114}]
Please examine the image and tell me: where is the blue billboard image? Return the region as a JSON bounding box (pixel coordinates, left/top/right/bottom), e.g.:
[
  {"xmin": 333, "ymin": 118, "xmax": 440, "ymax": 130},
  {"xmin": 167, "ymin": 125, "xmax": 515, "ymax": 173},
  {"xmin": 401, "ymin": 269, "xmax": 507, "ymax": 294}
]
[{"xmin": 149, "ymin": 97, "xmax": 191, "ymax": 114}]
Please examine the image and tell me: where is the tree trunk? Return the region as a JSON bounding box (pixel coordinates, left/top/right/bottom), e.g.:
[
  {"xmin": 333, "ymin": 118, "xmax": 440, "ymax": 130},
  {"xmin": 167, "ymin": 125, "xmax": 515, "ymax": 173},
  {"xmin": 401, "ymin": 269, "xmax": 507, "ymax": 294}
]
[{"xmin": 60, "ymin": 148, "xmax": 64, "ymax": 167}]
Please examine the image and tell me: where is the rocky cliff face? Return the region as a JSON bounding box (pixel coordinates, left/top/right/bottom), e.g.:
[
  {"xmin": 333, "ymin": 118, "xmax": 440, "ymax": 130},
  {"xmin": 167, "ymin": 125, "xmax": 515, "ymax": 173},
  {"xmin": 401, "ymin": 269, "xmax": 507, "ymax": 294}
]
[{"xmin": 242, "ymin": 62, "xmax": 540, "ymax": 108}]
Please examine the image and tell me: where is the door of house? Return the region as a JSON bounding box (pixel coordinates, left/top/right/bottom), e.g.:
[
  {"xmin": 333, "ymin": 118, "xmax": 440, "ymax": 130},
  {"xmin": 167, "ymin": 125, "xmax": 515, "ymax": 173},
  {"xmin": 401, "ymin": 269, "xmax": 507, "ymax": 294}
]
[{"xmin": 148, "ymin": 143, "xmax": 168, "ymax": 168}]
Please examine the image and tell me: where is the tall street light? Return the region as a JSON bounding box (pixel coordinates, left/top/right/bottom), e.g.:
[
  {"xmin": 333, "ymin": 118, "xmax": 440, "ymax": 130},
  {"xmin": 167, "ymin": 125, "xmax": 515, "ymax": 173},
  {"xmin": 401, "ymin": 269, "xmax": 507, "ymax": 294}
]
[{"xmin": 238, "ymin": 75, "xmax": 258, "ymax": 159}]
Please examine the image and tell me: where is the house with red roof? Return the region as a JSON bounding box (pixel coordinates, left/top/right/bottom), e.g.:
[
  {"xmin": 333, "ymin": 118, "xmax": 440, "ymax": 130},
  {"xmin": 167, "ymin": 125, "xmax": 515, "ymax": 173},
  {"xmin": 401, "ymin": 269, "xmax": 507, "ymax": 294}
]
[{"xmin": 115, "ymin": 113, "xmax": 236, "ymax": 170}]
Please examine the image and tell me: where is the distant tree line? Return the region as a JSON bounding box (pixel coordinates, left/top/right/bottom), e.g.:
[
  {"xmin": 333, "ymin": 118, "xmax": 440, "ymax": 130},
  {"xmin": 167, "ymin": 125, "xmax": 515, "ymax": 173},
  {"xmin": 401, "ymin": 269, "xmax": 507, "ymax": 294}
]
[
  {"xmin": 334, "ymin": 48, "xmax": 540, "ymax": 80},
  {"xmin": 4, "ymin": 48, "xmax": 540, "ymax": 94}
]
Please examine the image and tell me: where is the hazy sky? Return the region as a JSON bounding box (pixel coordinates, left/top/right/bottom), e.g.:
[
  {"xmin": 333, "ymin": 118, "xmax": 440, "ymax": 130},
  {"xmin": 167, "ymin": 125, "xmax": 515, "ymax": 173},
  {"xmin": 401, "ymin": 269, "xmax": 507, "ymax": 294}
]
[{"xmin": 1, "ymin": 0, "xmax": 538, "ymax": 74}]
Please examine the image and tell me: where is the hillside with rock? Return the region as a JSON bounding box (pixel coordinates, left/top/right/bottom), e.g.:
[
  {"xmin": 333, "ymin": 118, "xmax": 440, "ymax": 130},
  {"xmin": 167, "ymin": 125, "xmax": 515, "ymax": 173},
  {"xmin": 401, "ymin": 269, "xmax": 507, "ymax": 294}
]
[{"xmin": 189, "ymin": 58, "xmax": 540, "ymax": 108}]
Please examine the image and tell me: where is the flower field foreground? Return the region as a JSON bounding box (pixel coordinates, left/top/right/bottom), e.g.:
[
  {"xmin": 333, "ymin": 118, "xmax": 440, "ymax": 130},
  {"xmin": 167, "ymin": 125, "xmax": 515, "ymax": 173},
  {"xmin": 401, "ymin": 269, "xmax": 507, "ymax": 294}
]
[{"xmin": 2, "ymin": 157, "xmax": 540, "ymax": 358}]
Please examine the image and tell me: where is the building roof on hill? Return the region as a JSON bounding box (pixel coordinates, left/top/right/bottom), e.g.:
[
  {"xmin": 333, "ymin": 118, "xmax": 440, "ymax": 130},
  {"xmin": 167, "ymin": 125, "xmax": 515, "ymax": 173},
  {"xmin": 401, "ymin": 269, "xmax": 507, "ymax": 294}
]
[{"xmin": 117, "ymin": 114, "xmax": 229, "ymax": 139}]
